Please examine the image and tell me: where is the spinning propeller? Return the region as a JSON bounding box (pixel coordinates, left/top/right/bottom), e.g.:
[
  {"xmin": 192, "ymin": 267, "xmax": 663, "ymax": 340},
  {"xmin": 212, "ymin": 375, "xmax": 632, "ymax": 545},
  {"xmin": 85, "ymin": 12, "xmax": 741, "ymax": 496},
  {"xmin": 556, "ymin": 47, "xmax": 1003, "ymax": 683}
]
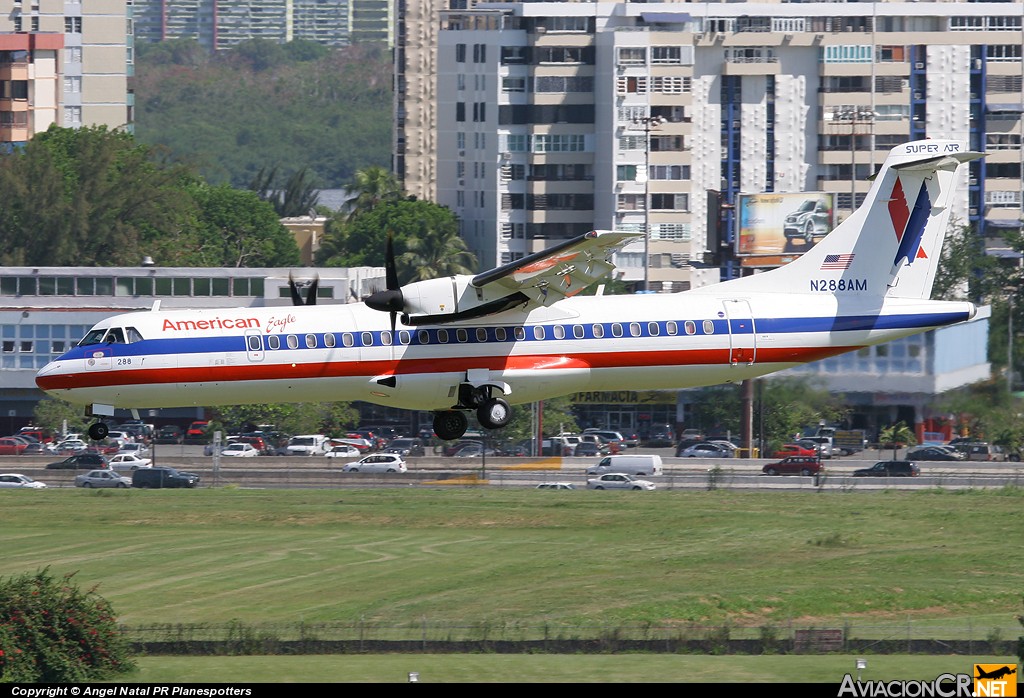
[
  {"xmin": 364, "ymin": 233, "xmax": 404, "ymax": 331},
  {"xmin": 288, "ymin": 273, "xmax": 319, "ymax": 306}
]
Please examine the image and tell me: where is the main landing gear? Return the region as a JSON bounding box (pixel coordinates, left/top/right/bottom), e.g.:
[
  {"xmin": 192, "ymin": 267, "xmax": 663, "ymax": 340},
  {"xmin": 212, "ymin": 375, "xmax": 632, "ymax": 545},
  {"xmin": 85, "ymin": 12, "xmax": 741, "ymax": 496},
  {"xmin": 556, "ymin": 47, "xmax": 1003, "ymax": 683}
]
[
  {"xmin": 87, "ymin": 422, "xmax": 109, "ymax": 441},
  {"xmin": 432, "ymin": 383, "xmax": 512, "ymax": 441}
]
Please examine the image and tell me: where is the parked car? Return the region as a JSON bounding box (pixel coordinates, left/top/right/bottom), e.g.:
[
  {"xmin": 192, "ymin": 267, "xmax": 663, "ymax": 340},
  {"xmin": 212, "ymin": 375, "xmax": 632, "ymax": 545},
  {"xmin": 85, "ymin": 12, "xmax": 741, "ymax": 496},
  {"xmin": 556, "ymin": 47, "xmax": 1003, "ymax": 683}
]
[
  {"xmin": 536, "ymin": 482, "xmax": 576, "ymax": 490},
  {"xmin": 955, "ymin": 442, "xmax": 1008, "ymax": 462},
  {"xmin": 677, "ymin": 442, "xmax": 734, "ymax": 458},
  {"xmin": 582, "ymin": 429, "xmax": 626, "ymax": 449},
  {"xmin": 0, "ymin": 437, "xmax": 28, "ymax": 455},
  {"xmin": 117, "ymin": 442, "xmax": 151, "ymax": 458},
  {"xmin": 21, "ymin": 442, "xmax": 57, "ymax": 455},
  {"xmin": 642, "ymin": 426, "xmax": 675, "ymax": 448},
  {"xmin": 585, "ymin": 455, "xmax": 663, "ymax": 477},
  {"xmin": 762, "ymin": 456, "xmax": 824, "ymax": 476},
  {"xmin": 798, "ymin": 436, "xmax": 834, "ymax": 459},
  {"xmin": 108, "ymin": 454, "xmax": 153, "ymax": 471},
  {"xmin": 46, "ymin": 453, "xmax": 109, "ymax": 470},
  {"xmin": 341, "ymin": 454, "xmax": 408, "ymax": 473},
  {"xmin": 184, "ymin": 420, "xmax": 210, "ymax": 443},
  {"xmin": 75, "ymin": 469, "xmax": 132, "ymax": 488},
  {"xmin": 55, "ymin": 439, "xmax": 88, "ymax": 454},
  {"xmin": 905, "ymin": 446, "xmax": 964, "ymax": 462},
  {"xmin": 451, "ymin": 443, "xmax": 499, "ymax": 458},
  {"xmin": 383, "ymin": 438, "xmax": 426, "ymax": 457},
  {"xmin": 132, "ymin": 467, "xmax": 200, "ymax": 489},
  {"xmin": 325, "ymin": 444, "xmax": 361, "ymax": 459},
  {"xmin": 574, "ymin": 442, "xmax": 603, "ymax": 457},
  {"xmin": 853, "ymin": 461, "xmax": 921, "ymax": 477},
  {"xmin": 0, "ymin": 473, "xmax": 47, "ymax": 489},
  {"xmin": 221, "ymin": 442, "xmax": 259, "ymax": 458},
  {"xmin": 153, "ymin": 425, "xmax": 183, "ymax": 444},
  {"xmin": 772, "ymin": 443, "xmax": 818, "ymax": 459},
  {"xmin": 585, "ymin": 473, "xmax": 656, "ymax": 490}
]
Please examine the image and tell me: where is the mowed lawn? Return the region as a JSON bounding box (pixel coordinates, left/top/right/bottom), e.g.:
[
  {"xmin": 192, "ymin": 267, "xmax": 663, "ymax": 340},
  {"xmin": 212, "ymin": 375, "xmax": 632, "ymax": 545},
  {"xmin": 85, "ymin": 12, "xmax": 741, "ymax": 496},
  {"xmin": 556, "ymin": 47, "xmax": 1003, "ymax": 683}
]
[{"xmin": 2, "ymin": 487, "xmax": 1022, "ymax": 631}]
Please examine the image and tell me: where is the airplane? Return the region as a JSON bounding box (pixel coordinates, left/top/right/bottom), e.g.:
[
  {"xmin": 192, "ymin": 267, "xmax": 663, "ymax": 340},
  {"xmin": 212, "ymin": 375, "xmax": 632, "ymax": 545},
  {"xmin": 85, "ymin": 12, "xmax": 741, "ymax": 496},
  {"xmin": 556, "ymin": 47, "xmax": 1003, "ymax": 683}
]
[{"xmin": 36, "ymin": 139, "xmax": 982, "ymax": 442}]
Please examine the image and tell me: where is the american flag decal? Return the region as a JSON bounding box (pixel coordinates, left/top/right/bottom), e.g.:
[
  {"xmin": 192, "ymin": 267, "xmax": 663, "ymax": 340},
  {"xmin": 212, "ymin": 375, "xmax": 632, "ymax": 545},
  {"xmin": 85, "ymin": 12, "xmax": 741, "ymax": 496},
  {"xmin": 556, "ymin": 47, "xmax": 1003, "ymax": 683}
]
[{"xmin": 821, "ymin": 254, "xmax": 855, "ymax": 270}]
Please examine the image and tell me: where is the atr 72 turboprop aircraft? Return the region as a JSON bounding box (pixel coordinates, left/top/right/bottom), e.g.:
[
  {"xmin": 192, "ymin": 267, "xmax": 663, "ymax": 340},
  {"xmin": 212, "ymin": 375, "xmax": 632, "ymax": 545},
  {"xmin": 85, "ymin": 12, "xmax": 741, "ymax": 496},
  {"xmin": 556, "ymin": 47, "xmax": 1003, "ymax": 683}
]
[{"xmin": 37, "ymin": 140, "xmax": 981, "ymax": 441}]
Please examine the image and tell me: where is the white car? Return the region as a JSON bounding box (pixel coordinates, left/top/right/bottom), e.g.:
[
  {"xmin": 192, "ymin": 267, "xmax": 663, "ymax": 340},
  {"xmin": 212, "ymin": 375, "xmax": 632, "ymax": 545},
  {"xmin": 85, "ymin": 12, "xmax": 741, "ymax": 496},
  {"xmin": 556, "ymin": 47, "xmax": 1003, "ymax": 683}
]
[
  {"xmin": 221, "ymin": 442, "xmax": 259, "ymax": 458},
  {"xmin": 325, "ymin": 444, "xmax": 361, "ymax": 458},
  {"xmin": 0, "ymin": 473, "xmax": 47, "ymax": 489},
  {"xmin": 75, "ymin": 469, "xmax": 132, "ymax": 488},
  {"xmin": 117, "ymin": 442, "xmax": 151, "ymax": 458},
  {"xmin": 341, "ymin": 454, "xmax": 408, "ymax": 473},
  {"xmin": 585, "ymin": 473, "xmax": 656, "ymax": 490},
  {"xmin": 108, "ymin": 453, "xmax": 153, "ymax": 471},
  {"xmin": 55, "ymin": 439, "xmax": 88, "ymax": 453}
]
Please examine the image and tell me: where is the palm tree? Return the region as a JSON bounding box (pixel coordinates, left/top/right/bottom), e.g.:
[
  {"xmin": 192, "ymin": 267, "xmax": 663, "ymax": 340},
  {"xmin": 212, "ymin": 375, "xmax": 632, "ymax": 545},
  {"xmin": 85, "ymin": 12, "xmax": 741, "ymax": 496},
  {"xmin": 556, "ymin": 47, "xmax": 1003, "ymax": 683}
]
[
  {"xmin": 879, "ymin": 421, "xmax": 916, "ymax": 460},
  {"xmin": 399, "ymin": 222, "xmax": 477, "ymax": 283},
  {"xmin": 343, "ymin": 166, "xmax": 402, "ymax": 222}
]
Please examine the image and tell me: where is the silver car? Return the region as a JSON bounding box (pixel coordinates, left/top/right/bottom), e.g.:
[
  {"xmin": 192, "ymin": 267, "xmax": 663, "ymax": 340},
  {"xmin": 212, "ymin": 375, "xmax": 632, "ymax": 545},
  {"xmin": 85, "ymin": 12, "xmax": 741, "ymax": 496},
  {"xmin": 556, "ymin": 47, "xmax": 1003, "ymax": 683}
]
[
  {"xmin": 74, "ymin": 469, "xmax": 132, "ymax": 488},
  {"xmin": 0, "ymin": 473, "xmax": 47, "ymax": 489},
  {"xmin": 585, "ymin": 473, "xmax": 656, "ymax": 490},
  {"xmin": 341, "ymin": 454, "xmax": 408, "ymax": 473}
]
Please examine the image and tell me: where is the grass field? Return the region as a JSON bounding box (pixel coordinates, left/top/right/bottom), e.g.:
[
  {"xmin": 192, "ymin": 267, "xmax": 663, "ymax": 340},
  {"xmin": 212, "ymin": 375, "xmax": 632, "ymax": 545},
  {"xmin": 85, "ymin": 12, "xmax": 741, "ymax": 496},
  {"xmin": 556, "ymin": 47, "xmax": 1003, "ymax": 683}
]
[{"xmin": 3, "ymin": 486, "xmax": 1022, "ymax": 637}]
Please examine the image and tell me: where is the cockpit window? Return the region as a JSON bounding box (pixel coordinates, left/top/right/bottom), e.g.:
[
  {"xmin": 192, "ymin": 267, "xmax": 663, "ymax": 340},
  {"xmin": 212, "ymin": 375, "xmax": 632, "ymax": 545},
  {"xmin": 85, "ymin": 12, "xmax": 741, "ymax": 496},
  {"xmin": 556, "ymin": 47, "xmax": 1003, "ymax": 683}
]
[
  {"xmin": 126, "ymin": 327, "xmax": 144, "ymax": 343},
  {"xmin": 104, "ymin": 328, "xmax": 126, "ymax": 344},
  {"xmin": 78, "ymin": 329, "xmax": 108, "ymax": 347}
]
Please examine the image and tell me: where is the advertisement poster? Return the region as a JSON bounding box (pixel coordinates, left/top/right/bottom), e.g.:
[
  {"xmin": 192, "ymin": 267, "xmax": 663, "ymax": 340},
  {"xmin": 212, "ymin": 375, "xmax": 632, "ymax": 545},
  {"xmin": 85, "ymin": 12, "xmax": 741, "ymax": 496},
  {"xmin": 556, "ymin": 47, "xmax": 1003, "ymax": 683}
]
[{"xmin": 736, "ymin": 192, "xmax": 836, "ymax": 257}]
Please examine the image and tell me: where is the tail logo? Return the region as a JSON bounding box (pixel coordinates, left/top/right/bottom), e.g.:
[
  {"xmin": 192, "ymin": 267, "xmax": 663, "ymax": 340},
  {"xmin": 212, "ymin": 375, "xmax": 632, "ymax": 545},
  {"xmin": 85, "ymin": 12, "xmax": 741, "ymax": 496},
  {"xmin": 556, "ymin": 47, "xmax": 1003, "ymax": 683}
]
[{"xmin": 888, "ymin": 177, "xmax": 931, "ymax": 268}]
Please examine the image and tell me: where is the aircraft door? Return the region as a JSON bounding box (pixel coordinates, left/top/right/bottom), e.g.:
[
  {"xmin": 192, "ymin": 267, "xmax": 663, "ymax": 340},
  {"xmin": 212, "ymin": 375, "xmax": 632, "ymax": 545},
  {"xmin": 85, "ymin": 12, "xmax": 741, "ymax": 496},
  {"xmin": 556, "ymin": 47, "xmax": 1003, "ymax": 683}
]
[
  {"xmin": 722, "ymin": 299, "xmax": 756, "ymax": 365},
  {"xmin": 245, "ymin": 331, "xmax": 265, "ymax": 362}
]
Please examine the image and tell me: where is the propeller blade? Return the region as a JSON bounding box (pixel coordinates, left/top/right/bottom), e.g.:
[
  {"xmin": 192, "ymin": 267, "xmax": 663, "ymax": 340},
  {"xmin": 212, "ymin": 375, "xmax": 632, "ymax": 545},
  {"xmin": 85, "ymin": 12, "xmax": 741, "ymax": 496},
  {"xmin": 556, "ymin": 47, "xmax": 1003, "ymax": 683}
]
[
  {"xmin": 366, "ymin": 232, "xmax": 405, "ymax": 328},
  {"xmin": 288, "ymin": 273, "xmax": 303, "ymax": 306},
  {"xmin": 385, "ymin": 232, "xmax": 400, "ymax": 291},
  {"xmin": 305, "ymin": 275, "xmax": 319, "ymax": 306}
]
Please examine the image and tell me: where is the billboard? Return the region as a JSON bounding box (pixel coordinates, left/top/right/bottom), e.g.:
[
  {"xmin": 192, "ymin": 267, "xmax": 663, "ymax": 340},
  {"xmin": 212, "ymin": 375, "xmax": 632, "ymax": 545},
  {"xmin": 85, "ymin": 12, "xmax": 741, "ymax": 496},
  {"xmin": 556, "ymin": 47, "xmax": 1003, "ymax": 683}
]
[{"xmin": 736, "ymin": 192, "xmax": 836, "ymax": 257}]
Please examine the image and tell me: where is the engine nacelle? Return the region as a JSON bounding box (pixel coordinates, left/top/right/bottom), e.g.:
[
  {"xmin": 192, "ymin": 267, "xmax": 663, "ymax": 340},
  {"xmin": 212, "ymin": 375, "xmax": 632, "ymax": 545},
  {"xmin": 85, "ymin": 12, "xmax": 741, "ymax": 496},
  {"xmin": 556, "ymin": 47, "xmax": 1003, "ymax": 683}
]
[{"xmin": 399, "ymin": 276, "xmax": 526, "ymax": 325}]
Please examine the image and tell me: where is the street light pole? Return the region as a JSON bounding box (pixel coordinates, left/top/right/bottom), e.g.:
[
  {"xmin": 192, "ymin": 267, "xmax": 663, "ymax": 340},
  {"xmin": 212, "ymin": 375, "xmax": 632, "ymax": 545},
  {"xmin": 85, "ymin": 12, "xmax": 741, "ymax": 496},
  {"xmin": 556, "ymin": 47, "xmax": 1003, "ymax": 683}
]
[{"xmin": 632, "ymin": 115, "xmax": 665, "ymax": 293}]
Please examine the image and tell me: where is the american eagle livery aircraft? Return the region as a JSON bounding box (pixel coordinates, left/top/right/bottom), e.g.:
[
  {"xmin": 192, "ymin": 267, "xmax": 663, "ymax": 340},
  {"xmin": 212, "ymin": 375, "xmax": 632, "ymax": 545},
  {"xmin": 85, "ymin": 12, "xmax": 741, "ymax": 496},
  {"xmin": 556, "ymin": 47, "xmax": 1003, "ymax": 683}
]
[{"xmin": 37, "ymin": 140, "xmax": 981, "ymax": 441}]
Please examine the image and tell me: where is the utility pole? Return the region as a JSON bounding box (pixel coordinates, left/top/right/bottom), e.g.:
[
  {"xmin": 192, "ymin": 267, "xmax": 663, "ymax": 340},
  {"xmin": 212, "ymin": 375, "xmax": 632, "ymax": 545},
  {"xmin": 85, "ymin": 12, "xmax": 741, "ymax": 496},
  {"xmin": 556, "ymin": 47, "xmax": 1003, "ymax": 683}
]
[{"xmin": 632, "ymin": 115, "xmax": 665, "ymax": 293}]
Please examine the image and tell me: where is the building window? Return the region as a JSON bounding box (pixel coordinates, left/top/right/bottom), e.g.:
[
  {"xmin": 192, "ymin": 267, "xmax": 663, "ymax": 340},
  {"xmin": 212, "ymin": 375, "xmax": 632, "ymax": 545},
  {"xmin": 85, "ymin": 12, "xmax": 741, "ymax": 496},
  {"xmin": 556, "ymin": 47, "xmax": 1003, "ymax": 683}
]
[
  {"xmin": 64, "ymin": 16, "xmax": 82, "ymax": 33},
  {"xmin": 617, "ymin": 47, "xmax": 646, "ymax": 66},
  {"xmin": 456, "ymin": 44, "xmax": 466, "ymax": 62}
]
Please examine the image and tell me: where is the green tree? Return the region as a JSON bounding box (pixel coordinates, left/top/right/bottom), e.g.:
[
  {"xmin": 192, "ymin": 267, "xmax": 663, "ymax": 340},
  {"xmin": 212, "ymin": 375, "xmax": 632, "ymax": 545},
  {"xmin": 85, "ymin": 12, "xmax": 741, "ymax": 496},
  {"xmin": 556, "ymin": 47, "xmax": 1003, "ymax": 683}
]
[
  {"xmin": 0, "ymin": 125, "xmax": 198, "ymax": 267},
  {"xmin": 0, "ymin": 568, "xmax": 134, "ymax": 682},
  {"xmin": 879, "ymin": 421, "xmax": 917, "ymax": 459},
  {"xmin": 318, "ymin": 198, "xmax": 460, "ymax": 273},
  {"xmin": 209, "ymin": 403, "xmax": 358, "ymax": 438},
  {"xmin": 342, "ymin": 165, "xmax": 403, "ymax": 222},
  {"xmin": 398, "ymin": 214, "xmax": 476, "ymax": 282},
  {"xmin": 188, "ymin": 183, "xmax": 301, "ymax": 267},
  {"xmin": 250, "ymin": 166, "xmax": 321, "ymax": 217},
  {"xmin": 32, "ymin": 399, "xmax": 90, "ymax": 437}
]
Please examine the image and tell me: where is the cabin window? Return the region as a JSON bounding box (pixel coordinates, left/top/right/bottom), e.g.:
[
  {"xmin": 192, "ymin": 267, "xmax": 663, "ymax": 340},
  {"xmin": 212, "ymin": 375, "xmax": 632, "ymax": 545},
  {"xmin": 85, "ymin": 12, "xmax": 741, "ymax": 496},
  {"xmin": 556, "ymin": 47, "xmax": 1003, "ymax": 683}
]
[
  {"xmin": 495, "ymin": 327, "xmax": 507, "ymax": 341},
  {"xmin": 361, "ymin": 332, "xmax": 374, "ymax": 346},
  {"xmin": 666, "ymin": 321, "xmax": 678, "ymax": 336},
  {"xmin": 247, "ymin": 335, "xmax": 262, "ymax": 351},
  {"xmin": 611, "ymin": 323, "xmax": 623, "ymax": 338},
  {"xmin": 573, "ymin": 325, "xmax": 584, "ymax": 339},
  {"xmin": 324, "ymin": 333, "xmax": 336, "ymax": 348},
  {"xmin": 593, "ymin": 324, "xmax": 605, "ymax": 338},
  {"xmin": 648, "ymin": 322, "xmax": 660, "ymax": 336},
  {"xmin": 268, "ymin": 335, "xmax": 281, "ymax": 350},
  {"xmin": 553, "ymin": 325, "xmax": 565, "ymax": 340},
  {"xmin": 533, "ymin": 326, "xmax": 546, "ymax": 340},
  {"xmin": 305, "ymin": 334, "xmax": 317, "ymax": 349},
  {"xmin": 381, "ymin": 331, "xmax": 393, "ymax": 346},
  {"xmin": 629, "ymin": 322, "xmax": 641, "ymax": 337},
  {"xmin": 287, "ymin": 335, "xmax": 299, "ymax": 349},
  {"xmin": 702, "ymin": 320, "xmax": 715, "ymax": 334},
  {"xmin": 417, "ymin": 330, "xmax": 430, "ymax": 345},
  {"xmin": 684, "ymin": 321, "xmax": 696, "ymax": 335},
  {"xmin": 399, "ymin": 331, "xmax": 412, "ymax": 345},
  {"xmin": 342, "ymin": 333, "xmax": 354, "ymax": 347},
  {"xmin": 514, "ymin": 327, "xmax": 526, "ymax": 340},
  {"xmin": 476, "ymin": 328, "xmax": 488, "ymax": 342},
  {"xmin": 456, "ymin": 328, "xmax": 469, "ymax": 343},
  {"xmin": 438, "ymin": 329, "xmax": 450, "ymax": 343}
]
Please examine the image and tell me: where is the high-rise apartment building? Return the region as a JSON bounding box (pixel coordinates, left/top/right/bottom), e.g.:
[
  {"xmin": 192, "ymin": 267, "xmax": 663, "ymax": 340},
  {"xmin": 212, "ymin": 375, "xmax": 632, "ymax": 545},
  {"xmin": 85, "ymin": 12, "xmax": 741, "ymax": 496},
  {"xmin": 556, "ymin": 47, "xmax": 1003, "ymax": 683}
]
[
  {"xmin": 396, "ymin": 1, "xmax": 1024, "ymax": 292},
  {"xmin": 0, "ymin": 0, "xmax": 133, "ymax": 149},
  {"xmin": 133, "ymin": 0, "xmax": 393, "ymax": 50}
]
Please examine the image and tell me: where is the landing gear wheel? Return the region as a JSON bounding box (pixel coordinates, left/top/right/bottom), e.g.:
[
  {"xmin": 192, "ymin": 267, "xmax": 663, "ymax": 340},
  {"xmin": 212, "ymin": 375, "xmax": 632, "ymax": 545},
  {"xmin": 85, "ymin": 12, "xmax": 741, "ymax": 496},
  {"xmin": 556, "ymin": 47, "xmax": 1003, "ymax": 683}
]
[
  {"xmin": 477, "ymin": 398, "xmax": 511, "ymax": 430},
  {"xmin": 433, "ymin": 410, "xmax": 469, "ymax": 441},
  {"xmin": 87, "ymin": 422, "xmax": 109, "ymax": 441}
]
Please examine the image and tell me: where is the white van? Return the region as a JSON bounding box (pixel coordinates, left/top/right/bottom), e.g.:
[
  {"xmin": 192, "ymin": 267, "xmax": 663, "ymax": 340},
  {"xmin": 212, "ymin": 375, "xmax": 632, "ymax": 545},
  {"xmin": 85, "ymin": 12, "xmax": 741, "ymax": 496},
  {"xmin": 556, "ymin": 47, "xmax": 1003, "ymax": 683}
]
[
  {"xmin": 285, "ymin": 434, "xmax": 329, "ymax": 456},
  {"xmin": 585, "ymin": 454, "xmax": 663, "ymax": 477}
]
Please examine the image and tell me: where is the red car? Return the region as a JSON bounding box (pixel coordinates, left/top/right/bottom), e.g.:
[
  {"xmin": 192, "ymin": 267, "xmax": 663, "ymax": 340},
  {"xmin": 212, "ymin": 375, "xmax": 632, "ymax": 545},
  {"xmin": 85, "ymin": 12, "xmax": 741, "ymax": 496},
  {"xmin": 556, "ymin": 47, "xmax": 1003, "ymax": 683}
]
[
  {"xmin": 0, "ymin": 438, "xmax": 27, "ymax": 456},
  {"xmin": 762, "ymin": 456, "xmax": 824, "ymax": 476},
  {"xmin": 772, "ymin": 443, "xmax": 818, "ymax": 459}
]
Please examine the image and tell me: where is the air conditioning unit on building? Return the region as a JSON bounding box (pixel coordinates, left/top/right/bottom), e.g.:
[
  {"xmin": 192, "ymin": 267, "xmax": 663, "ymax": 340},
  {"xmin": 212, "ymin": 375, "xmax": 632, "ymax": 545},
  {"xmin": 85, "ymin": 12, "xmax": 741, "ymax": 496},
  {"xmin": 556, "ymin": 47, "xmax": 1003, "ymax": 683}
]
[
  {"xmin": 914, "ymin": 62, "xmax": 924, "ymax": 69},
  {"xmin": 458, "ymin": 150, "xmax": 466, "ymax": 157}
]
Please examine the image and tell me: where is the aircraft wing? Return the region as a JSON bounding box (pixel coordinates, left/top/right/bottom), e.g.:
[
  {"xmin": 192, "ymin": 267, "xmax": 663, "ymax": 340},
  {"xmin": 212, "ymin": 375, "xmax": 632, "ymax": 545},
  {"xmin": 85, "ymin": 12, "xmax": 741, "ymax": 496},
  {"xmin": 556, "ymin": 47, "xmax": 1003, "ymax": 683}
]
[{"xmin": 470, "ymin": 230, "xmax": 642, "ymax": 307}]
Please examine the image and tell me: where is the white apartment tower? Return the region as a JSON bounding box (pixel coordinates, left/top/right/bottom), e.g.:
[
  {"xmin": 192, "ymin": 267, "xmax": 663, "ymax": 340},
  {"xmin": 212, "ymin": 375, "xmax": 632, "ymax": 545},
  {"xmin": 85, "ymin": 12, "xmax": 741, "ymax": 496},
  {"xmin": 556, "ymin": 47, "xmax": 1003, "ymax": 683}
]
[{"xmin": 398, "ymin": 1, "xmax": 1024, "ymax": 291}]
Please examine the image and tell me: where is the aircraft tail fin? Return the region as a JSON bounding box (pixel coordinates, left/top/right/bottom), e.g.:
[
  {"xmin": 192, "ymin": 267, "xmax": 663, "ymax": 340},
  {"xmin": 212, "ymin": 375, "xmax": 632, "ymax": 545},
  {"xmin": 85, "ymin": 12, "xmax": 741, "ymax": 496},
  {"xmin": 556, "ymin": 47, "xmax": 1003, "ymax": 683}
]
[{"xmin": 710, "ymin": 140, "xmax": 983, "ymax": 300}]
